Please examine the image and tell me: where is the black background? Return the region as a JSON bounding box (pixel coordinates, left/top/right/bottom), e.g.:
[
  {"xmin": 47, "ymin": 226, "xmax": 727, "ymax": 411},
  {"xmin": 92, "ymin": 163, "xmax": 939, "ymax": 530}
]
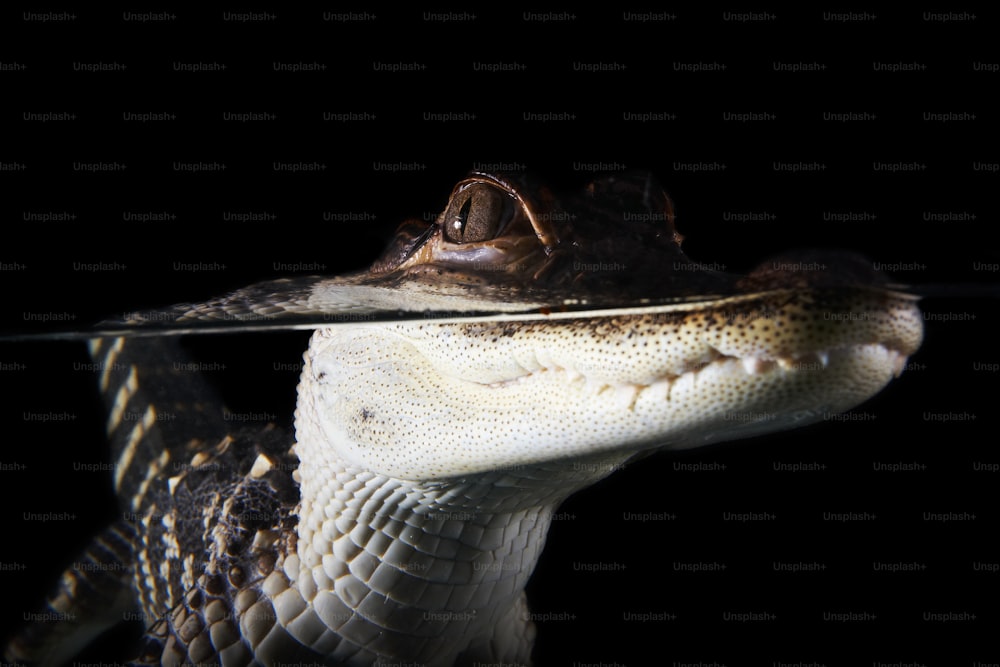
[{"xmin": 1, "ymin": 7, "xmax": 998, "ymax": 666}]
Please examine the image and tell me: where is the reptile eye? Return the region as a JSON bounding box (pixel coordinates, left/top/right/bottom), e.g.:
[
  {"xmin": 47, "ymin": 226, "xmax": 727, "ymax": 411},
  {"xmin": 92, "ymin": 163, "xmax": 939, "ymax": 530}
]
[{"xmin": 442, "ymin": 183, "xmax": 514, "ymax": 244}]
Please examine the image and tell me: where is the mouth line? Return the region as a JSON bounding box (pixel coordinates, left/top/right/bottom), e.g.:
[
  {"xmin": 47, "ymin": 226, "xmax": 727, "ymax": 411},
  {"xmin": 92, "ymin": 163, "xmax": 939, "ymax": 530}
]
[
  {"xmin": 731, "ymin": 345, "xmax": 908, "ymax": 379},
  {"xmin": 485, "ymin": 343, "xmax": 910, "ymax": 395},
  {"xmin": 605, "ymin": 343, "xmax": 908, "ymax": 414}
]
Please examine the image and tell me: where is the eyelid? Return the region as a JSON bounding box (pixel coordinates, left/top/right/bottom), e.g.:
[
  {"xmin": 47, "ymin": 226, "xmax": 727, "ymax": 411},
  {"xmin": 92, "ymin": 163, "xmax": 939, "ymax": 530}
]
[{"xmin": 449, "ymin": 173, "xmax": 561, "ymax": 252}]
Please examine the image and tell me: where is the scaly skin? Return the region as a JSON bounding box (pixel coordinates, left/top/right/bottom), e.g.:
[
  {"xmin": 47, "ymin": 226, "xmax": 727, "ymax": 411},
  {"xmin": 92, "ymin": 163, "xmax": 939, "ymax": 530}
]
[{"xmin": 4, "ymin": 172, "xmax": 922, "ymax": 665}]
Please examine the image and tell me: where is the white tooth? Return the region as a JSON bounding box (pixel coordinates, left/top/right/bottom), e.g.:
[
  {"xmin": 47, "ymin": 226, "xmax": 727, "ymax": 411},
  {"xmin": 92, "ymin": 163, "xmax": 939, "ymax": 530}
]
[
  {"xmin": 612, "ymin": 384, "xmax": 640, "ymax": 411},
  {"xmin": 742, "ymin": 357, "xmax": 766, "ymax": 375},
  {"xmin": 816, "ymin": 351, "xmax": 830, "ymax": 368},
  {"xmin": 891, "ymin": 351, "xmax": 908, "ymax": 378},
  {"xmin": 777, "ymin": 358, "xmax": 795, "ymax": 371}
]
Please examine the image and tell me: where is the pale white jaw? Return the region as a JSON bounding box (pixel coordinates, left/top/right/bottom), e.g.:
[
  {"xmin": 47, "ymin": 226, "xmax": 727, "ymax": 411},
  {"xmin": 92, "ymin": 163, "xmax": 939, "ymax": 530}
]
[{"xmin": 294, "ymin": 290, "xmax": 923, "ymax": 481}]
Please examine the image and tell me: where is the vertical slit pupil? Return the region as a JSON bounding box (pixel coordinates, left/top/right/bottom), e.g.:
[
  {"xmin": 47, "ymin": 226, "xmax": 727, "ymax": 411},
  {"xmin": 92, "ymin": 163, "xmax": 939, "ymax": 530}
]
[{"xmin": 456, "ymin": 196, "xmax": 473, "ymax": 240}]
